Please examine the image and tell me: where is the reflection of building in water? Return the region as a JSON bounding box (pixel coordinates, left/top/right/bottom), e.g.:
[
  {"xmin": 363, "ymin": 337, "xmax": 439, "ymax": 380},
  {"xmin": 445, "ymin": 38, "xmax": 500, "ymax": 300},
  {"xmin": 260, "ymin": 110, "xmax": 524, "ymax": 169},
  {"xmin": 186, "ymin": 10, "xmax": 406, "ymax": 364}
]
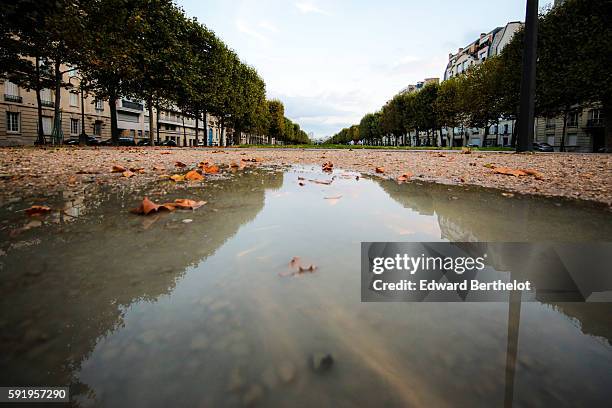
[
  {"xmin": 0, "ymin": 169, "xmax": 283, "ymax": 392},
  {"xmin": 378, "ymin": 179, "xmax": 612, "ymax": 344}
]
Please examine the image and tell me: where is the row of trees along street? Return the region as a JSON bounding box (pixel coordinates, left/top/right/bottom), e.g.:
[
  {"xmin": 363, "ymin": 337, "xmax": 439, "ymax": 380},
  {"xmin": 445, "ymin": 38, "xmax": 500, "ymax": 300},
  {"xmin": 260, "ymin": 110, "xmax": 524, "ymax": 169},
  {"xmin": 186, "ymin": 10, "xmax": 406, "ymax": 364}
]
[
  {"xmin": 326, "ymin": 0, "xmax": 611, "ymax": 152},
  {"xmin": 0, "ymin": 0, "xmax": 311, "ymax": 145}
]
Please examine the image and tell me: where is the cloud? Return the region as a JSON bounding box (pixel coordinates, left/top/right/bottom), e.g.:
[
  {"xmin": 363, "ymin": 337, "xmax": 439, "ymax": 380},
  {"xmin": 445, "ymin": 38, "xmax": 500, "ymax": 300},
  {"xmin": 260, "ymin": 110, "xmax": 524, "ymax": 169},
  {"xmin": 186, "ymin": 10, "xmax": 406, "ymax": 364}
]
[
  {"xmin": 295, "ymin": 1, "xmax": 329, "ymax": 15},
  {"xmin": 236, "ymin": 19, "xmax": 270, "ymax": 43},
  {"xmin": 258, "ymin": 20, "xmax": 279, "ymax": 33}
]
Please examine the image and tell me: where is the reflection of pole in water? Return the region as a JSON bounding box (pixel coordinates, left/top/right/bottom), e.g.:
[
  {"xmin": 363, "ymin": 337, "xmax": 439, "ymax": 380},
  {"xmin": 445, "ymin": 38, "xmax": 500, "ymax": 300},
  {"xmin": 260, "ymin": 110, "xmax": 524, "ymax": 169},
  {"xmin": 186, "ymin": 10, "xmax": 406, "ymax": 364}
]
[{"xmin": 504, "ymin": 289, "xmax": 522, "ymax": 408}]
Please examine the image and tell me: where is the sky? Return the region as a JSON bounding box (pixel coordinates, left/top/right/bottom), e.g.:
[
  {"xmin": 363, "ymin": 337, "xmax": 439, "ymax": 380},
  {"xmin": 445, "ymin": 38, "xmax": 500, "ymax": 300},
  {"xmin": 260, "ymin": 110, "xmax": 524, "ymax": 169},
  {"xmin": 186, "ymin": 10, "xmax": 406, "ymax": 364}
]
[{"xmin": 178, "ymin": 0, "xmax": 554, "ymax": 140}]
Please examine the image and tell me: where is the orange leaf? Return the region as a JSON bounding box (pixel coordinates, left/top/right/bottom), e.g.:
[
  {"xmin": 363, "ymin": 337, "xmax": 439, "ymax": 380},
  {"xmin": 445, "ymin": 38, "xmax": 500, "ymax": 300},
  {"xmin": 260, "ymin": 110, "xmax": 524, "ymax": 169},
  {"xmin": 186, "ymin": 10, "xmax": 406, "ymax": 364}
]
[
  {"xmin": 168, "ymin": 198, "xmax": 207, "ymax": 210},
  {"xmin": 521, "ymin": 169, "xmax": 544, "ymax": 179},
  {"xmin": 170, "ymin": 174, "xmax": 185, "ymax": 182},
  {"xmin": 397, "ymin": 172, "xmax": 413, "ymax": 182},
  {"xmin": 122, "ymin": 170, "xmax": 135, "ymax": 178},
  {"xmin": 184, "ymin": 170, "xmax": 204, "ymax": 181},
  {"xmin": 111, "ymin": 165, "xmax": 126, "ymax": 173},
  {"xmin": 130, "ymin": 197, "xmax": 175, "ymax": 216},
  {"xmin": 375, "ymin": 167, "xmax": 385, "ymax": 174},
  {"xmin": 203, "ymin": 165, "xmax": 220, "ymax": 174},
  {"xmin": 493, "ymin": 167, "xmax": 528, "ymax": 177},
  {"xmin": 25, "ymin": 205, "xmax": 52, "ymax": 216},
  {"xmin": 322, "ymin": 161, "xmax": 333, "ymax": 172}
]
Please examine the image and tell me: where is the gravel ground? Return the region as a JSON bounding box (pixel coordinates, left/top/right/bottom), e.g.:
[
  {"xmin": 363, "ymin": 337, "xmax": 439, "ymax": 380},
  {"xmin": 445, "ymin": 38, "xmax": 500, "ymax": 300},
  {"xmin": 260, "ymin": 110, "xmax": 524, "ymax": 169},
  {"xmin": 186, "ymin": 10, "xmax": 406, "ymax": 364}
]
[{"xmin": 0, "ymin": 146, "xmax": 610, "ymax": 207}]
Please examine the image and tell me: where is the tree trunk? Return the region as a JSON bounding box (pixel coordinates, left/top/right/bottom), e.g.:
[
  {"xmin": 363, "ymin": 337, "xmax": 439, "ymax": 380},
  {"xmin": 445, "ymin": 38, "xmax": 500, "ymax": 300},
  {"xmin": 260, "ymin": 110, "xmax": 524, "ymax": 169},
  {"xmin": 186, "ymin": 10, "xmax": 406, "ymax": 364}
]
[
  {"xmin": 203, "ymin": 111, "xmax": 208, "ymax": 147},
  {"xmin": 147, "ymin": 96, "xmax": 154, "ymax": 145},
  {"xmin": 484, "ymin": 125, "xmax": 490, "ymax": 148},
  {"xmin": 155, "ymin": 101, "xmax": 160, "ymax": 144},
  {"xmin": 109, "ymin": 95, "xmax": 118, "ymax": 143},
  {"xmin": 34, "ymin": 56, "xmax": 45, "ymax": 145},
  {"xmin": 53, "ymin": 61, "xmax": 62, "ymax": 144},
  {"xmin": 510, "ymin": 119, "xmax": 517, "ymax": 148},
  {"xmin": 194, "ymin": 109, "xmax": 199, "ymax": 145},
  {"xmin": 560, "ymin": 109, "xmax": 568, "ymax": 152},
  {"xmin": 603, "ymin": 100, "xmax": 612, "ymax": 153},
  {"xmin": 220, "ymin": 117, "xmax": 225, "ymax": 147},
  {"xmin": 182, "ymin": 116, "xmax": 187, "ymax": 146}
]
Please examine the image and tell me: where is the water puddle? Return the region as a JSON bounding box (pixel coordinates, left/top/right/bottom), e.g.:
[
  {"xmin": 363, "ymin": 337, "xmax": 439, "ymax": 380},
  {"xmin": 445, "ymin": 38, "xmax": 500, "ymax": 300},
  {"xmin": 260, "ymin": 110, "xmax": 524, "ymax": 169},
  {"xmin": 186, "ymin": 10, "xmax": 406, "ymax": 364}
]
[{"xmin": 0, "ymin": 166, "xmax": 610, "ymax": 407}]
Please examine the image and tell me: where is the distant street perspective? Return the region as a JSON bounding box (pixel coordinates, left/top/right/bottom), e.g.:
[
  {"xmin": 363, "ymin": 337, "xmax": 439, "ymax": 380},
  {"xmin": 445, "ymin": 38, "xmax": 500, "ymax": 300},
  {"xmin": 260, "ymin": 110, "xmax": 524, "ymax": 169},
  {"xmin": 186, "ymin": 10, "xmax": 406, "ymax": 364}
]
[{"xmin": 0, "ymin": 0, "xmax": 611, "ymax": 407}]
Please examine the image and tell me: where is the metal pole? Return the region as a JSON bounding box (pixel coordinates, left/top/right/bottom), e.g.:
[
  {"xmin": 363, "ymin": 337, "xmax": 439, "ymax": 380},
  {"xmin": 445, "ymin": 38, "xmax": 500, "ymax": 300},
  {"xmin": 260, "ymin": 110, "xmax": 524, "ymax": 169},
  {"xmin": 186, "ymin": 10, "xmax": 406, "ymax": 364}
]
[{"xmin": 517, "ymin": 0, "xmax": 539, "ymax": 152}]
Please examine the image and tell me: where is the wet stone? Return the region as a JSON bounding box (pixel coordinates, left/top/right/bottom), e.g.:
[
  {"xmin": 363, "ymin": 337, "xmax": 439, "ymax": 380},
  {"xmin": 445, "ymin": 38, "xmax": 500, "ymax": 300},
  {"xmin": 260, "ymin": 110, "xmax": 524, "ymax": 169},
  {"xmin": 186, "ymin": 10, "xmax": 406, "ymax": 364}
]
[
  {"xmin": 310, "ymin": 352, "xmax": 334, "ymax": 373},
  {"xmin": 190, "ymin": 334, "xmax": 210, "ymax": 351},
  {"xmin": 242, "ymin": 384, "xmax": 264, "ymax": 406},
  {"xmin": 277, "ymin": 361, "xmax": 296, "ymax": 384}
]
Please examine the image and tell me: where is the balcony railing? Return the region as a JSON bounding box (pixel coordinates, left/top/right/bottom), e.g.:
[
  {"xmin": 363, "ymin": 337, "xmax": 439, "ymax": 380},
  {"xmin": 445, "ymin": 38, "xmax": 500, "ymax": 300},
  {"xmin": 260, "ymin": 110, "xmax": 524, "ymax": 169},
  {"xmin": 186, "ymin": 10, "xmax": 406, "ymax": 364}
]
[
  {"xmin": 585, "ymin": 119, "xmax": 604, "ymax": 128},
  {"xmin": 4, "ymin": 94, "xmax": 22, "ymax": 103},
  {"xmin": 41, "ymin": 100, "xmax": 54, "ymax": 107},
  {"xmin": 121, "ymin": 100, "xmax": 143, "ymax": 111}
]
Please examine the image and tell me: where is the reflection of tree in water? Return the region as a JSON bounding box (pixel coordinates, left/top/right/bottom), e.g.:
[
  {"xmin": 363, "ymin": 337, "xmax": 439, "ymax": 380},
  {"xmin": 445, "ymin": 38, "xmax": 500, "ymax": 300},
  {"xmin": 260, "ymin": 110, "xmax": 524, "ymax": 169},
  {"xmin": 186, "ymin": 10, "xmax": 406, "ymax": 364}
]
[
  {"xmin": 0, "ymin": 169, "xmax": 283, "ymax": 395},
  {"xmin": 378, "ymin": 179, "xmax": 612, "ymax": 345}
]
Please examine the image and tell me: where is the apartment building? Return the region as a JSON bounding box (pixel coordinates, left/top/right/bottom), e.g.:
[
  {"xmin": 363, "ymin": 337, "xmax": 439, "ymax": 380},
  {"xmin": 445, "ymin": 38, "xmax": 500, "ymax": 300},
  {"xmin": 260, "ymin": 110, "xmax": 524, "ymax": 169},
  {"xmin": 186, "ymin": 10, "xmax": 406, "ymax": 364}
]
[
  {"xmin": 444, "ymin": 22, "xmax": 523, "ymax": 80},
  {"xmin": 1, "ymin": 69, "xmax": 112, "ymax": 146},
  {"xmin": 398, "ymin": 78, "xmax": 440, "ymax": 95},
  {"xmin": 535, "ymin": 107, "xmax": 605, "ymax": 152}
]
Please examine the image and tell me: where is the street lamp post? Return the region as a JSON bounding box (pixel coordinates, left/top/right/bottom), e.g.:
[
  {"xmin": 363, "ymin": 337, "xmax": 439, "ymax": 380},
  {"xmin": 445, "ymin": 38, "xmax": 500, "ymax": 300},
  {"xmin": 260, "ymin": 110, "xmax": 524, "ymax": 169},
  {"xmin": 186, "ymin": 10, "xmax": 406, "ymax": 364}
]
[{"xmin": 516, "ymin": 0, "xmax": 539, "ymax": 152}]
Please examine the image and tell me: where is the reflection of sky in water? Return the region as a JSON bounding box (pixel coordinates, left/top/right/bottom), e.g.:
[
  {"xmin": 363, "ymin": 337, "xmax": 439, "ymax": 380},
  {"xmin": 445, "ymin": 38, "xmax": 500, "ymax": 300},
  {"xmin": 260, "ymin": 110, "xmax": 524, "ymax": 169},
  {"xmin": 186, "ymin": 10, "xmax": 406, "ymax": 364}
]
[{"xmin": 0, "ymin": 166, "xmax": 610, "ymax": 408}]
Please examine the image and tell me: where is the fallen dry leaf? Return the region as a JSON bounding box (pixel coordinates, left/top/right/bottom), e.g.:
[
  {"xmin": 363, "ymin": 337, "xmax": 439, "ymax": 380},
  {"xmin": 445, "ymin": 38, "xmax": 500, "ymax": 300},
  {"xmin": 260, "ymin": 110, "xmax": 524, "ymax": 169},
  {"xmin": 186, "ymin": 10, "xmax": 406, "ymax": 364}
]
[
  {"xmin": 322, "ymin": 161, "xmax": 334, "ymax": 172},
  {"xmin": 170, "ymin": 174, "xmax": 185, "ymax": 182},
  {"xmin": 130, "ymin": 197, "xmax": 175, "ymax": 215},
  {"xmin": 122, "ymin": 170, "xmax": 135, "ymax": 178},
  {"xmin": 521, "ymin": 169, "xmax": 544, "ymax": 180},
  {"xmin": 493, "ymin": 167, "xmax": 528, "ymax": 177},
  {"xmin": 201, "ymin": 164, "xmax": 220, "ymax": 174},
  {"xmin": 184, "ymin": 170, "xmax": 204, "ymax": 181},
  {"xmin": 397, "ymin": 172, "xmax": 413, "ymax": 182},
  {"xmin": 169, "ymin": 198, "xmax": 207, "ymax": 210},
  {"xmin": 175, "ymin": 161, "xmax": 187, "ymax": 168},
  {"xmin": 25, "ymin": 205, "xmax": 52, "ymax": 216},
  {"xmin": 111, "ymin": 165, "xmax": 126, "ymax": 173},
  {"xmin": 461, "ymin": 147, "xmax": 472, "ymax": 154},
  {"xmin": 375, "ymin": 167, "xmax": 385, "ymax": 174}
]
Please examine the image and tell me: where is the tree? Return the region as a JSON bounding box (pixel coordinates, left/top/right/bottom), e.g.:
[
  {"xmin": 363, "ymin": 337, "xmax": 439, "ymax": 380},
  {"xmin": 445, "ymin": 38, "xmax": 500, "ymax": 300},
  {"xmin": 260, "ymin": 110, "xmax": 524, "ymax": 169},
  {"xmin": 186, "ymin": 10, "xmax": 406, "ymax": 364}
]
[
  {"xmin": 267, "ymin": 100, "xmax": 285, "ymax": 144},
  {"xmin": 435, "ymin": 76, "xmax": 462, "ymax": 147}
]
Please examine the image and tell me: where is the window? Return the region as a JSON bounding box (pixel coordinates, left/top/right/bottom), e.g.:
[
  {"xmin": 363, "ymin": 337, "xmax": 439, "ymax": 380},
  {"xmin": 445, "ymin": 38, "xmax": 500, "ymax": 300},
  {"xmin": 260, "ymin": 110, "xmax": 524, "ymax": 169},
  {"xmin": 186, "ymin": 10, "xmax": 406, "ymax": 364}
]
[
  {"xmin": 94, "ymin": 98, "xmax": 103, "ymax": 110},
  {"xmin": 94, "ymin": 121, "xmax": 102, "ymax": 136},
  {"xmin": 137, "ymin": 130, "xmax": 142, "ymax": 138},
  {"xmin": 589, "ymin": 109, "xmax": 602, "ymax": 121},
  {"xmin": 546, "ymin": 117, "xmax": 555, "ymax": 129},
  {"xmin": 6, "ymin": 112, "xmax": 20, "ymax": 133},
  {"xmin": 40, "ymin": 89, "xmax": 53, "ymax": 106},
  {"xmin": 129, "ymin": 129, "xmax": 135, "ymax": 138},
  {"xmin": 42, "ymin": 116, "xmax": 53, "ymax": 135},
  {"xmin": 503, "ymin": 124, "xmax": 509, "ymax": 134},
  {"xmin": 70, "ymin": 92, "xmax": 78, "ymax": 107},
  {"xmin": 567, "ymin": 112, "xmax": 578, "ymax": 127},
  {"xmin": 70, "ymin": 118, "xmax": 80, "ymax": 135},
  {"xmin": 4, "ymin": 80, "xmax": 18, "ymax": 96},
  {"xmin": 568, "ymin": 134, "xmax": 577, "ymax": 146},
  {"xmin": 547, "ymin": 135, "xmax": 555, "ymax": 146}
]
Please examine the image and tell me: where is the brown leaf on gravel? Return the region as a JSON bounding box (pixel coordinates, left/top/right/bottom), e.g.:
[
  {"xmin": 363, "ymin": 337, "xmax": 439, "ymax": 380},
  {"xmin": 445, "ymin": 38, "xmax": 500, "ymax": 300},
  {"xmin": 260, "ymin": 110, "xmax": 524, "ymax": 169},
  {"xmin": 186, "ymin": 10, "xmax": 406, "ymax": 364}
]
[
  {"xmin": 130, "ymin": 197, "xmax": 175, "ymax": 215},
  {"xmin": 122, "ymin": 170, "xmax": 135, "ymax": 178},
  {"xmin": 322, "ymin": 161, "xmax": 333, "ymax": 172},
  {"xmin": 111, "ymin": 165, "xmax": 127, "ymax": 173},
  {"xmin": 153, "ymin": 166, "xmax": 165, "ymax": 171},
  {"xmin": 25, "ymin": 205, "xmax": 52, "ymax": 216},
  {"xmin": 184, "ymin": 170, "xmax": 204, "ymax": 181},
  {"xmin": 461, "ymin": 147, "xmax": 472, "ymax": 154},
  {"xmin": 483, "ymin": 163, "xmax": 496, "ymax": 169},
  {"xmin": 170, "ymin": 174, "xmax": 185, "ymax": 182},
  {"xmin": 375, "ymin": 167, "xmax": 385, "ymax": 174},
  {"xmin": 76, "ymin": 169, "xmax": 99, "ymax": 174},
  {"xmin": 175, "ymin": 161, "xmax": 187, "ymax": 168},
  {"xmin": 521, "ymin": 169, "xmax": 545, "ymax": 180},
  {"xmin": 397, "ymin": 172, "xmax": 413, "ymax": 182},
  {"xmin": 201, "ymin": 164, "xmax": 220, "ymax": 173},
  {"xmin": 493, "ymin": 167, "xmax": 528, "ymax": 177},
  {"xmin": 129, "ymin": 167, "xmax": 145, "ymax": 173}
]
